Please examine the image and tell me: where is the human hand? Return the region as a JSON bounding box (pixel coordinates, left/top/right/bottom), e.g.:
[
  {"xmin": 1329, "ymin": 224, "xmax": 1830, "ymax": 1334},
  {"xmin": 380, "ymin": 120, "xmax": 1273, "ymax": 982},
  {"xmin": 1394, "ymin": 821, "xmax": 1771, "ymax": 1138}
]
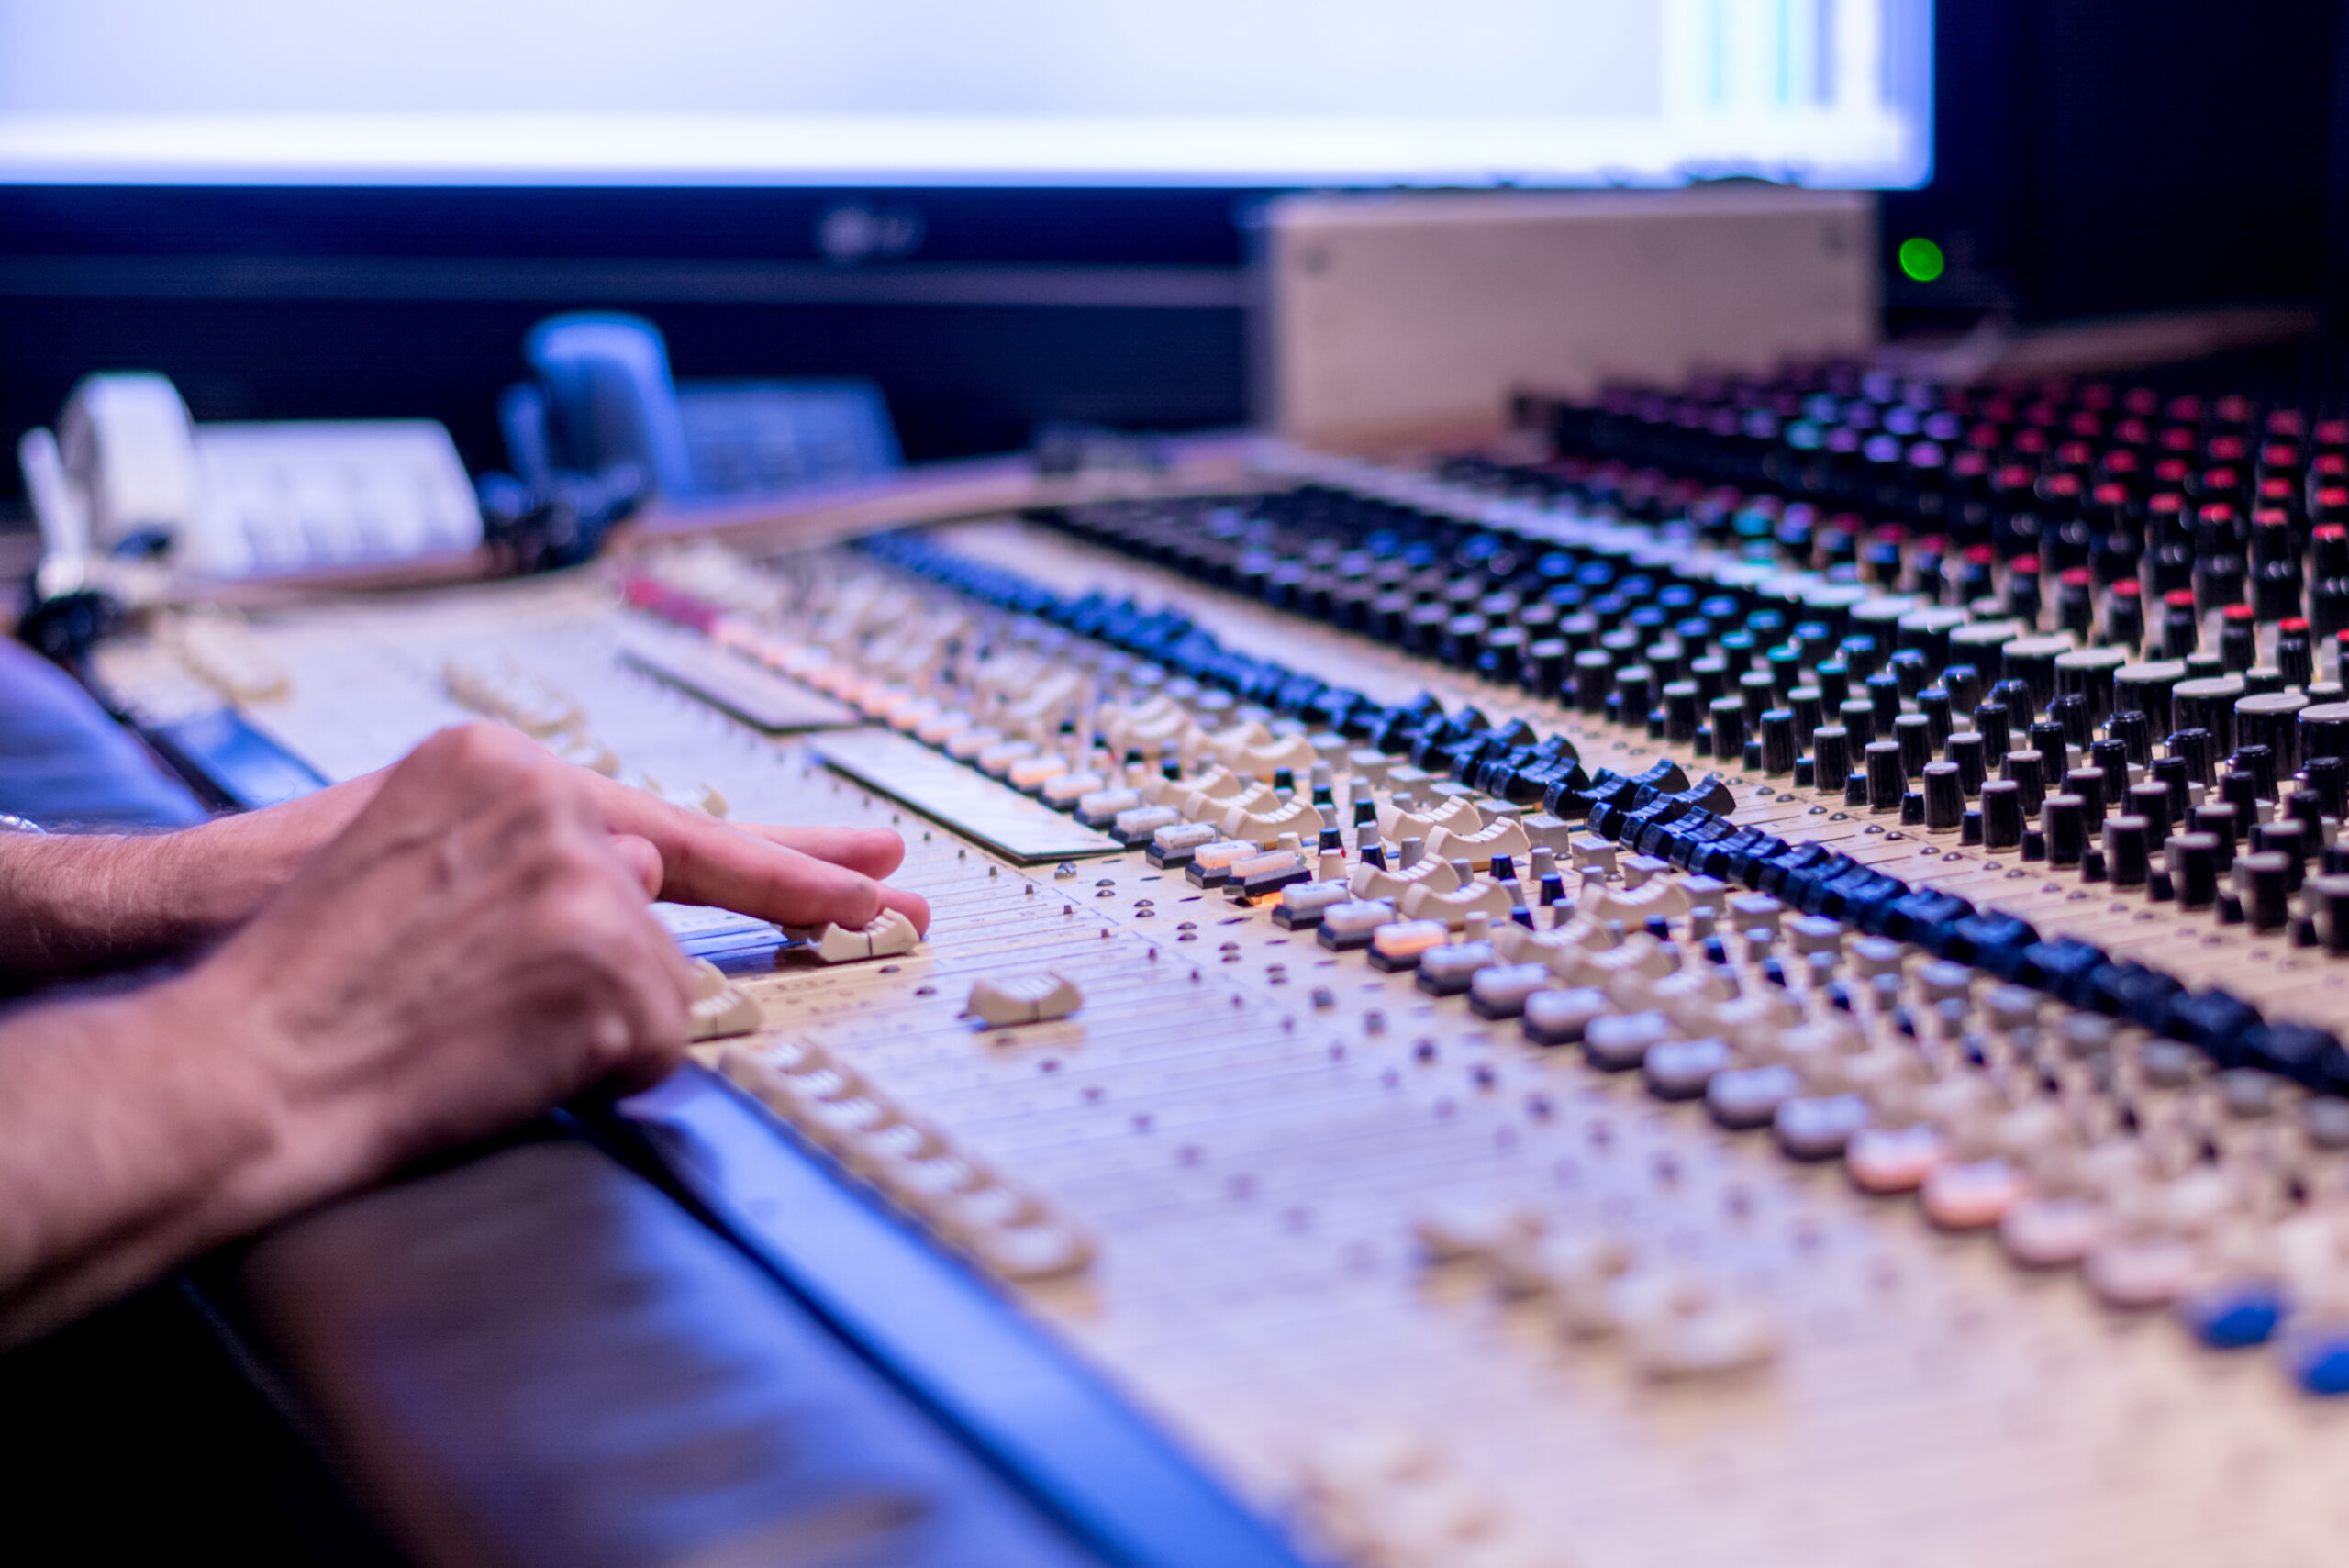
[
  {"xmin": 176, "ymin": 724, "xmax": 696, "ymax": 1206},
  {"xmin": 187, "ymin": 723, "xmax": 930, "ymax": 939},
  {"xmin": 584, "ymin": 780, "xmax": 930, "ymax": 938}
]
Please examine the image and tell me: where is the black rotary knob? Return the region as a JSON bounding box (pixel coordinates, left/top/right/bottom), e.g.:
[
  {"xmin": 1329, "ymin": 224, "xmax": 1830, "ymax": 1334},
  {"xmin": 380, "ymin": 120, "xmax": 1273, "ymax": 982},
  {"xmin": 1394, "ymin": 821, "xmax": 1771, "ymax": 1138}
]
[
  {"xmin": 2299, "ymin": 701, "xmax": 2349, "ymax": 768},
  {"xmin": 2242, "ymin": 851, "xmax": 2292, "ymax": 931},
  {"xmin": 2108, "ymin": 708, "xmax": 2153, "ymax": 766},
  {"xmin": 1404, "ymin": 602, "xmax": 1450, "ymax": 656},
  {"xmin": 1896, "ymin": 606, "xmax": 1965, "ymax": 674},
  {"xmin": 2221, "ymin": 763, "xmax": 2264, "ymax": 821},
  {"xmin": 2167, "ymin": 832, "xmax": 2221, "ymax": 910},
  {"xmin": 2089, "ymin": 739, "xmax": 2131, "ymax": 806},
  {"xmin": 2237, "ymin": 692, "xmax": 2310, "ymax": 775},
  {"xmin": 2103, "ymin": 817, "xmax": 2151, "ymax": 887},
  {"xmin": 2128, "ymin": 781, "xmax": 2176, "ymax": 848},
  {"xmin": 1941, "ymin": 662, "xmax": 1986, "ymax": 717},
  {"xmin": 2278, "ymin": 627, "xmax": 2316, "ymax": 690},
  {"xmin": 1918, "ymin": 687, "xmax": 1954, "ymax": 750},
  {"xmin": 1707, "ymin": 695, "xmax": 1748, "ymax": 762},
  {"xmin": 2254, "ymin": 820, "xmax": 2310, "ymax": 891},
  {"xmin": 2106, "ymin": 584, "xmax": 2147, "ymax": 653},
  {"xmin": 1924, "ymin": 762, "xmax": 1966, "ymax": 832},
  {"xmin": 1949, "ymin": 621, "xmax": 2022, "ymax": 684},
  {"xmin": 1865, "ymin": 740, "xmax": 1908, "ymax": 812},
  {"xmin": 1574, "ymin": 649, "xmax": 1615, "ymax": 714},
  {"xmin": 2031, "ymin": 719, "xmax": 2071, "ymax": 781},
  {"xmin": 1889, "ymin": 648, "xmax": 1931, "ymax": 697},
  {"xmin": 1981, "ymin": 779, "xmax": 2025, "ymax": 851},
  {"xmin": 2169, "ymin": 726, "xmax": 2216, "ymax": 786},
  {"xmin": 1991, "ymin": 677, "xmax": 2038, "ymax": 728},
  {"xmin": 1484, "ymin": 625, "xmax": 1526, "ymax": 685},
  {"xmin": 2115, "ymin": 662, "xmax": 2187, "ymax": 737},
  {"xmin": 1945, "ymin": 731, "xmax": 1988, "ymax": 796},
  {"xmin": 2065, "ymin": 769, "xmax": 2110, "ymax": 835},
  {"xmin": 2048, "ymin": 692, "xmax": 2094, "ymax": 753},
  {"xmin": 2232, "ymin": 742, "xmax": 2279, "ymax": 804},
  {"xmin": 2220, "ymin": 613, "xmax": 2258, "ymax": 674},
  {"xmin": 2056, "ymin": 646, "xmax": 2127, "ymax": 723},
  {"xmin": 2305, "ymin": 753, "xmax": 2349, "ymax": 818},
  {"xmin": 1663, "ymin": 680, "xmax": 1700, "ymax": 741},
  {"xmin": 1838, "ymin": 697, "xmax": 1878, "ymax": 751},
  {"xmin": 2002, "ymin": 634, "xmax": 2071, "ymax": 713},
  {"xmin": 1613, "ymin": 666, "xmax": 1654, "ymax": 732},
  {"xmin": 2148, "ymin": 755, "xmax": 2190, "ymax": 823},
  {"xmin": 2310, "ymin": 873, "xmax": 2349, "ymax": 954},
  {"xmin": 2003, "ymin": 748, "xmax": 2048, "ymax": 816},
  {"xmin": 1442, "ymin": 613, "xmax": 1489, "ymax": 671},
  {"xmin": 2192, "ymin": 802, "xmax": 2242, "ymax": 870},
  {"xmin": 1810, "ymin": 725, "xmax": 1851, "ymax": 794},
  {"xmin": 1866, "ymin": 671, "xmax": 1903, "ymax": 731},
  {"xmin": 1972, "ymin": 700, "xmax": 2013, "ymax": 761},
  {"xmin": 2174, "ymin": 675, "xmax": 2247, "ymax": 754},
  {"xmin": 2043, "ymin": 795, "xmax": 2088, "ymax": 868},
  {"xmin": 1759, "ymin": 709, "xmax": 1798, "ymax": 775},
  {"xmin": 1788, "ymin": 685, "xmax": 1826, "ymax": 739},
  {"xmin": 1813, "ymin": 658, "xmax": 1853, "ymax": 707},
  {"xmin": 1529, "ymin": 638, "xmax": 1570, "ymax": 698},
  {"xmin": 1895, "ymin": 713, "xmax": 1933, "ymax": 782}
]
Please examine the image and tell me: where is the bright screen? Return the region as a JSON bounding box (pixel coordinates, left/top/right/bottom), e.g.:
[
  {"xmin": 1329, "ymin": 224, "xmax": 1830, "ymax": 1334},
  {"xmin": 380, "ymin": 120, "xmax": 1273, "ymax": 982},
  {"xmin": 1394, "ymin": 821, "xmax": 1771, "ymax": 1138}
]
[{"xmin": 0, "ymin": 0, "xmax": 1931, "ymax": 187}]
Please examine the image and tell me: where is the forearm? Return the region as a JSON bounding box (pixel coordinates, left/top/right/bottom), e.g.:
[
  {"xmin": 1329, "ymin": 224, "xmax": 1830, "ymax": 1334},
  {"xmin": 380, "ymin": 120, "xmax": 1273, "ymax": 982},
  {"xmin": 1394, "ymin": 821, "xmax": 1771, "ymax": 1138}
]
[
  {"xmin": 0, "ymin": 776, "xmax": 385, "ymax": 979},
  {"xmin": 0, "ymin": 829, "xmax": 262, "ymax": 977},
  {"xmin": 0, "ymin": 980, "xmax": 286, "ymax": 1346}
]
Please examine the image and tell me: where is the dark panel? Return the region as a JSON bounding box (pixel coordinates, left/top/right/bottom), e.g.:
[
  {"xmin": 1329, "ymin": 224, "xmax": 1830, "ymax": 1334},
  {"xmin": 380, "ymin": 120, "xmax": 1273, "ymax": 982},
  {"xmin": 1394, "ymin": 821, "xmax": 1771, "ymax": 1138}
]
[
  {"xmin": 0, "ymin": 186, "xmax": 1253, "ymax": 265},
  {"xmin": 0, "ymin": 184, "xmax": 1254, "ymax": 505},
  {"xmin": 235, "ymin": 1136, "xmax": 1102, "ymax": 1568},
  {"xmin": 1884, "ymin": 0, "xmax": 2343, "ymax": 325},
  {"xmin": 0, "ymin": 1283, "xmax": 406, "ymax": 1568},
  {"xmin": 0, "ymin": 293, "xmax": 1246, "ymax": 485}
]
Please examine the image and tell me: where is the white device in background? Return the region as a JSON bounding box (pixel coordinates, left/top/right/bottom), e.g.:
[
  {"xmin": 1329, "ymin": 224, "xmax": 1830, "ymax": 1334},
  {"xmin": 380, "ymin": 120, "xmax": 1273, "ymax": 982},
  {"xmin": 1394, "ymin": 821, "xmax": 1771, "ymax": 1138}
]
[{"xmin": 21, "ymin": 372, "xmax": 484, "ymax": 583}]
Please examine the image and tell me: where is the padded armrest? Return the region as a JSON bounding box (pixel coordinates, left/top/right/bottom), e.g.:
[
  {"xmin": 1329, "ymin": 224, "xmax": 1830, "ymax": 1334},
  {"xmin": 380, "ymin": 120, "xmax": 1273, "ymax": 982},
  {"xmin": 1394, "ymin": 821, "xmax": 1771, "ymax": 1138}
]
[
  {"xmin": 232, "ymin": 1138, "xmax": 1097, "ymax": 1568},
  {"xmin": 0, "ymin": 638, "xmax": 206, "ymax": 828}
]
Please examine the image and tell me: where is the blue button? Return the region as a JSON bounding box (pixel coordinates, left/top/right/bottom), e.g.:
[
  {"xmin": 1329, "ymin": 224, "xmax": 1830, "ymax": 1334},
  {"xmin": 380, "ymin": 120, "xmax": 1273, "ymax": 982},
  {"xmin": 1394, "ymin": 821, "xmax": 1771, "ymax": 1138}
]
[
  {"xmin": 2179, "ymin": 1285, "xmax": 2284, "ymax": 1350},
  {"xmin": 2288, "ymin": 1332, "xmax": 2349, "ymax": 1395}
]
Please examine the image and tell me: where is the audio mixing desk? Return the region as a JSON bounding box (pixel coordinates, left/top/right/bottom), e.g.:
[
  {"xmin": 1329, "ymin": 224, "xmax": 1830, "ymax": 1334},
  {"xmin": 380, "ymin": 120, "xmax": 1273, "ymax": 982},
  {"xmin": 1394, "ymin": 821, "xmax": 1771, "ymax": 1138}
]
[{"xmin": 87, "ymin": 372, "xmax": 2349, "ymax": 1568}]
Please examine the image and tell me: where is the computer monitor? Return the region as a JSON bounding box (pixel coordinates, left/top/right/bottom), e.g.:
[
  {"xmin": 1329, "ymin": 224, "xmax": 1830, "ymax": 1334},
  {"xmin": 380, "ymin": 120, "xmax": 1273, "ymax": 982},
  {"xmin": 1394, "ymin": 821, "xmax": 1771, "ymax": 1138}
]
[{"xmin": 0, "ymin": 0, "xmax": 1931, "ymax": 188}]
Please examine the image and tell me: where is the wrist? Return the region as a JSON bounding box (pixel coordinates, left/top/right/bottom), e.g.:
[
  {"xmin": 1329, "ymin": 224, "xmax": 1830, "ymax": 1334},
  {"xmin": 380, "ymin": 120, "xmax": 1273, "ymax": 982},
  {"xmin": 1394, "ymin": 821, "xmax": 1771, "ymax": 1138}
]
[
  {"xmin": 127, "ymin": 962, "xmax": 317, "ymax": 1237},
  {"xmin": 152, "ymin": 813, "xmax": 305, "ymax": 933}
]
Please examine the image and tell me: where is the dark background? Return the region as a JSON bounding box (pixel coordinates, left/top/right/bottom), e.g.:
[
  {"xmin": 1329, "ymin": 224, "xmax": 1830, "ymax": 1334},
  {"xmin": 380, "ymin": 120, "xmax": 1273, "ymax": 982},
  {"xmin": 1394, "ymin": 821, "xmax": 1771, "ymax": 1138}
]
[{"xmin": 1, "ymin": 0, "xmax": 2345, "ymax": 501}]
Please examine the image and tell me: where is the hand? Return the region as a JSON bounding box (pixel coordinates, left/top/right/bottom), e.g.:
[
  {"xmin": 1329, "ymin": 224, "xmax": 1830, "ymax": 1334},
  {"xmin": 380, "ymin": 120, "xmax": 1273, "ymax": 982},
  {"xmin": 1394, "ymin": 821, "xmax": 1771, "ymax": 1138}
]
[
  {"xmin": 181, "ymin": 724, "xmax": 696, "ymax": 1202},
  {"xmin": 588, "ymin": 780, "xmax": 931, "ymax": 938},
  {"xmin": 190, "ymin": 722, "xmax": 930, "ymax": 939},
  {"xmin": 0, "ymin": 725, "xmax": 703, "ymax": 1343}
]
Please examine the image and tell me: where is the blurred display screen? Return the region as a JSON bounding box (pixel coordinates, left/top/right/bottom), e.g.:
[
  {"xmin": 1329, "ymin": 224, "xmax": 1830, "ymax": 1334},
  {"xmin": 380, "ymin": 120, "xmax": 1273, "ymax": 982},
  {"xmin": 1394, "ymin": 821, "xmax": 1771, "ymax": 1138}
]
[{"xmin": 0, "ymin": 0, "xmax": 1930, "ymax": 187}]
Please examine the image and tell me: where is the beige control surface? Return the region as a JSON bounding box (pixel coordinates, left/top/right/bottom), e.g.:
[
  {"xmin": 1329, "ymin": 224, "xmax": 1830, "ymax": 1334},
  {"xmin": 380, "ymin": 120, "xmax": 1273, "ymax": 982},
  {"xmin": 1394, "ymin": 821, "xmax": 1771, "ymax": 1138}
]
[{"xmin": 90, "ymin": 530, "xmax": 2349, "ymax": 1568}]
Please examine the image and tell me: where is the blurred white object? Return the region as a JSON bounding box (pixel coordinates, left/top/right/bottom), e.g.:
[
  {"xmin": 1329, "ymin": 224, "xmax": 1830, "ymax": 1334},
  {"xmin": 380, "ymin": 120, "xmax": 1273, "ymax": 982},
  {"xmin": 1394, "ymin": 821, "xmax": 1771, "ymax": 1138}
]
[
  {"xmin": 21, "ymin": 372, "xmax": 482, "ymax": 583},
  {"xmin": 1259, "ymin": 187, "xmax": 1878, "ymax": 451}
]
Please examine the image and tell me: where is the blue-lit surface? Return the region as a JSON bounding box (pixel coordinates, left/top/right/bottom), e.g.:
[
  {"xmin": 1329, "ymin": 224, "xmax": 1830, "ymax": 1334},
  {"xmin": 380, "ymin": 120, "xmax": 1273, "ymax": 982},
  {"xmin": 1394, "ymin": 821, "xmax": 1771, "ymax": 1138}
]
[
  {"xmin": 152, "ymin": 709, "xmax": 327, "ymax": 808},
  {"xmin": 612, "ymin": 1066, "xmax": 1314, "ymax": 1568}
]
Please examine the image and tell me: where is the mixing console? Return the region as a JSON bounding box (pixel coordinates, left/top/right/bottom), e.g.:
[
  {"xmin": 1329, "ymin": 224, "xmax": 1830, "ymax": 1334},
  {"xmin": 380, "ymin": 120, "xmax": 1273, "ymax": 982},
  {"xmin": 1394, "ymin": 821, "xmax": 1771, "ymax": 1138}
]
[{"xmin": 86, "ymin": 362, "xmax": 2349, "ymax": 1568}]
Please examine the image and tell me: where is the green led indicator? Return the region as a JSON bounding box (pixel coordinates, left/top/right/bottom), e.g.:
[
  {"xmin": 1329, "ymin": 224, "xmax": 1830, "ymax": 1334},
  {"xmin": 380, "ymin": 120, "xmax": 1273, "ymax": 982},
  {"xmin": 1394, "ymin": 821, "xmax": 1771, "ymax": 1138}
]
[{"xmin": 1898, "ymin": 237, "xmax": 1946, "ymax": 283}]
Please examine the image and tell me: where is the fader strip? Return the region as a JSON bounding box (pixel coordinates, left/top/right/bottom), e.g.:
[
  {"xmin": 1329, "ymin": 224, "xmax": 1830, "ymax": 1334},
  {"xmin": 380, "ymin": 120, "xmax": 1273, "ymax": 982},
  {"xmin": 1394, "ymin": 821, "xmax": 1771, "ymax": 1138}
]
[
  {"xmin": 618, "ymin": 532, "xmax": 2349, "ymax": 1563},
  {"xmin": 87, "ymin": 371, "xmax": 2349, "ymax": 1566}
]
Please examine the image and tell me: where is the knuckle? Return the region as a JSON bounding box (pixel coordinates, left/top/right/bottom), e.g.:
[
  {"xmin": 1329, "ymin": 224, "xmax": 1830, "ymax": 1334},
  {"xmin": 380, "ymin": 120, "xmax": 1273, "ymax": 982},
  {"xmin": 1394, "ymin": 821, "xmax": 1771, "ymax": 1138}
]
[
  {"xmin": 406, "ymin": 724, "xmax": 568, "ymax": 817},
  {"xmin": 502, "ymin": 754, "xmax": 582, "ymax": 816},
  {"xmin": 428, "ymin": 721, "xmax": 524, "ymax": 774}
]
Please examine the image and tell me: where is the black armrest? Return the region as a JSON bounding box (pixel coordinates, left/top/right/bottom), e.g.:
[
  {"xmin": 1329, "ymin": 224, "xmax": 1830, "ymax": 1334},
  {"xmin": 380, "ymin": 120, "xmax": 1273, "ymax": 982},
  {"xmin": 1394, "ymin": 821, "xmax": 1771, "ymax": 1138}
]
[{"xmin": 230, "ymin": 1137, "xmax": 1097, "ymax": 1568}]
